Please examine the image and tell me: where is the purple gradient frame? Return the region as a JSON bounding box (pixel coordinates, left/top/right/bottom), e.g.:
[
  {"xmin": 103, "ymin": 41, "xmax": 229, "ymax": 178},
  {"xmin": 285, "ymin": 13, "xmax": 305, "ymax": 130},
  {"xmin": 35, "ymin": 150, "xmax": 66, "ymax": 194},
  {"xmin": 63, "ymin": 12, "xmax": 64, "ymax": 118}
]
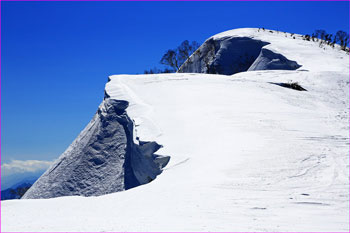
[{"xmin": 0, "ymin": 0, "xmax": 348, "ymax": 233}]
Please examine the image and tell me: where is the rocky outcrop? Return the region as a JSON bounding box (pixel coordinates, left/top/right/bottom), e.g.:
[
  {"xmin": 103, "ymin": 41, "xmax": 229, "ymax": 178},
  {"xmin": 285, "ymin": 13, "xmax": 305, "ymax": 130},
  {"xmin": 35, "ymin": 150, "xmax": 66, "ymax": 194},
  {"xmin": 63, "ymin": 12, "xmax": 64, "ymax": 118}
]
[{"xmin": 22, "ymin": 99, "xmax": 170, "ymax": 199}]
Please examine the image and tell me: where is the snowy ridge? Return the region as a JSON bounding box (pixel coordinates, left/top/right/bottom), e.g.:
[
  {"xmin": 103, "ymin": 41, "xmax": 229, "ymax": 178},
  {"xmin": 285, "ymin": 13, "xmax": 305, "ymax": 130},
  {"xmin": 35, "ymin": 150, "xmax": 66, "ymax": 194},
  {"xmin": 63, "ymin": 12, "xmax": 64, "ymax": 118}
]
[
  {"xmin": 179, "ymin": 28, "xmax": 348, "ymax": 74},
  {"xmin": 105, "ymin": 75, "xmax": 163, "ymax": 143},
  {"xmin": 210, "ymin": 28, "xmax": 347, "ymax": 72},
  {"xmin": 2, "ymin": 28, "xmax": 349, "ymax": 231},
  {"xmin": 22, "ymin": 88, "xmax": 170, "ymax": 199}
]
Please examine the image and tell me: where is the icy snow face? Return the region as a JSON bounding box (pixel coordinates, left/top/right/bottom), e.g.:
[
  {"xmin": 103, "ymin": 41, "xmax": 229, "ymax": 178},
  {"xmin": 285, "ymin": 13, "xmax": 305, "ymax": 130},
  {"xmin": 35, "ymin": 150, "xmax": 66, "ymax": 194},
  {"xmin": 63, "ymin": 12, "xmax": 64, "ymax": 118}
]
[
  {"xmin": 22, "ymin": 99, "xmax": 169, "ymax": 199},
  {"xmin": 178, "ymin": 37, "xmax": 270, "ymax": 74},
  {"xmin": 178, "ymin": 34, "xmax": 301, "ymax": 75},
  {"xmin": 179, "ymin": 28, "xmax": 350, "ymax": 75},
  {"xmin": 249, "ymin": 48, "xmax": 301, "ymax": 71}
]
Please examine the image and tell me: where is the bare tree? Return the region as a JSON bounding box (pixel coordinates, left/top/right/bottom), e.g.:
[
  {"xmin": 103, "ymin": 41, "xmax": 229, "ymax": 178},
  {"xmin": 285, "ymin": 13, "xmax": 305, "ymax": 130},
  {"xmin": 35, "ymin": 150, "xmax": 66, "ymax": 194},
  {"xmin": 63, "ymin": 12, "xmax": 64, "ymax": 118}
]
[
  {"xmin": 160, "ymin": 49, "xmax": 179, "ymax": 71},
  {"xmin": 315, "ymin": 29, "xmax": 326, "ymax": 40},
  {"xmin": 178, "ymin": 40, "xmax": 200, "ymax": 62},
  {"xmin": 336, "ymin": 30, "xmax": 349, "ymax": 50},
  {"xmin": 325, "ymin": 34, "xmax": 333, "ymax": 45},
  {"xmin": 160, "ymin": 40, "xmax": 200, "ymax": 71}
]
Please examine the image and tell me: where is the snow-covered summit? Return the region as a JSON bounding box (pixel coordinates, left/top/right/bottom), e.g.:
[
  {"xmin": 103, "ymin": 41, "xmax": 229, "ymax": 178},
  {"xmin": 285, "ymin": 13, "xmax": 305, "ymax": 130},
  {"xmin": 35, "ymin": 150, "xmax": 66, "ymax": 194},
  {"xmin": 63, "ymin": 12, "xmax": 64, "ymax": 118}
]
[
  {"xmin": 179, "ymin": 28, "xmax": 348, "ymax": 74},
  {"xmin": 2, "ymin": 28, "xmax": 349, "ymax": 232}
]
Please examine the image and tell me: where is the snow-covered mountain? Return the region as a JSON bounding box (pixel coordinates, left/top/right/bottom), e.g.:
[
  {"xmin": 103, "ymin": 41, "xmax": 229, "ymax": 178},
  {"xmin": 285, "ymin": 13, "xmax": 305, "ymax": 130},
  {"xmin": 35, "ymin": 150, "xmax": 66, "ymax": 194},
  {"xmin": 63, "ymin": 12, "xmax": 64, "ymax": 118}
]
[
  {"xmin": 2, "ymin": 28, "xmax": 349, "ymax": 232},
  {"xmin": 22, "ymin": 98, "xmax": 169, "ymax": 199},
  {"xmin": 1, "ymin": 171, "xmax": 43, "ymax": 191},
  {"xmin": 178, "ymin": 28, "xmax": 346, "ymax": 74}
]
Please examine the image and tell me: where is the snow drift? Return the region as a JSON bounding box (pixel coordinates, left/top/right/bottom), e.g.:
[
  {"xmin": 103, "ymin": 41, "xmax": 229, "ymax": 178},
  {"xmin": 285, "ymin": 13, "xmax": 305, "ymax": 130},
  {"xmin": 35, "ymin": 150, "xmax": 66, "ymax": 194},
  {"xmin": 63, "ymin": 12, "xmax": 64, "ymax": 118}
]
[
  {"xmin": 178, "ymin": 30, "xmax": 304, "ymax": 75},
  {"xmin": 22, "ymin": 99, "xmax": 169, "ymax": 199},
  {"xmin": 178, "ymin": 37, "xmax": 270, "ymax": 74},
  {"xmin": 2, "ymin": 28, "xmax": 349, "ymax": 232},
  {"xmin": 248, "ymin": 47, "xmax": 301, "ymax": 71}
]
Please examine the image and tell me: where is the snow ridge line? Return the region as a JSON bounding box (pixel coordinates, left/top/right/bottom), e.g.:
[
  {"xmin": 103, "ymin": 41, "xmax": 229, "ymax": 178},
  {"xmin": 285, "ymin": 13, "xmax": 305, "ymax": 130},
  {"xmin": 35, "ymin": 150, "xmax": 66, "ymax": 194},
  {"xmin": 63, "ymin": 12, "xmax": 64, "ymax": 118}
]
[{"xmin": 106, "ymin": 76, "xmax": 163, "ymax": 144}]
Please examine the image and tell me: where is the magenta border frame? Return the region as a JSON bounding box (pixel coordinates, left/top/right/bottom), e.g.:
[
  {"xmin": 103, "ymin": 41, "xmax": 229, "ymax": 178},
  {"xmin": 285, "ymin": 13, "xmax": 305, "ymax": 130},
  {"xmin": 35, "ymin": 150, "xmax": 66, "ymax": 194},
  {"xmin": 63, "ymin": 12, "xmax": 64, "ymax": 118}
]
[
  {"xmin": 1, "ymin": 0, "xmax": 350, "ymax": 1},
  {"xmin": 0, "ymin": 0, "xmax": 349, "ymax": 233}
]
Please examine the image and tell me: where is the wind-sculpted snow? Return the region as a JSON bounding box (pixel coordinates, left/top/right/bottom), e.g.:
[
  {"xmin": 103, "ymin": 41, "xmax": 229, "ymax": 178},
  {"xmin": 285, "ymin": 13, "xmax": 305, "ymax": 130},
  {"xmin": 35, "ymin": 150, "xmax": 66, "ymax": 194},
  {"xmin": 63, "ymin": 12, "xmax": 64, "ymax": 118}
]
[
  {"xmin": 248, "ymin": 48, "xmax": 301, "ymax": 71},
  {"xmin": 178, "ymin": 37, "xmax": 270, "ymax": 75},
  {"xmin": 178, "ymin": 29, "xmax": 302, "ymax": 75},
  {"xmin": 22, "ymin": 99, "xmax": 169, "ymax": 199},
  {"xmin": 4, "ymin": 28, "xmax": 349, "ymax": 232}
]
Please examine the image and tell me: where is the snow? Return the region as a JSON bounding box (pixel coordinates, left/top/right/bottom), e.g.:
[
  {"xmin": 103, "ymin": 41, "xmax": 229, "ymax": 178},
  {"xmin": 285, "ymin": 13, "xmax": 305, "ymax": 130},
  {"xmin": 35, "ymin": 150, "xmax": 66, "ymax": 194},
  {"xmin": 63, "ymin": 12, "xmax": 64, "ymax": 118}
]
[
  {"xmin": 22, "ymin": 98, "xmax": 170, "ymax": 199},
  {"xmin": 211, "ymin": 28, "xmax": 348, "ymax": 73},
  {"xmin": 1, "ymin": 28, "xmax": 349, "ymax": 231},
  {"xmin": 179, "ymin": 28, "xmax": 348, "ymax": 74},
  {"xmin": 248, "ymin": 47, "xmax": 301, "ymax": 71}
]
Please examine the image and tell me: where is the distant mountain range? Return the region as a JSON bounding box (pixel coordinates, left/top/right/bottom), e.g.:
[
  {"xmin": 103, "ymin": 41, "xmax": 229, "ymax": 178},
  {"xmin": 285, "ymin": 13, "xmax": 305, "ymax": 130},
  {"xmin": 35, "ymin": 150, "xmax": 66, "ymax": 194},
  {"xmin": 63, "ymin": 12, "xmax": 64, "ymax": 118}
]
[{"xmin": 1, "ymin": 178, "xmax": 37, "ymax": 200}]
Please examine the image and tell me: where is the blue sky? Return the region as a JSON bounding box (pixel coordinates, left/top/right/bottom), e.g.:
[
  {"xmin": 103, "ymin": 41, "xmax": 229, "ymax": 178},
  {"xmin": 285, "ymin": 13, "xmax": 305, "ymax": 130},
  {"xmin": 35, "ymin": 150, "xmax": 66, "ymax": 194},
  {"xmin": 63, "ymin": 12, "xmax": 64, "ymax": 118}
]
[{"xmin": 1, "ymin": 1, "xmax": 349, "ymax": 168}]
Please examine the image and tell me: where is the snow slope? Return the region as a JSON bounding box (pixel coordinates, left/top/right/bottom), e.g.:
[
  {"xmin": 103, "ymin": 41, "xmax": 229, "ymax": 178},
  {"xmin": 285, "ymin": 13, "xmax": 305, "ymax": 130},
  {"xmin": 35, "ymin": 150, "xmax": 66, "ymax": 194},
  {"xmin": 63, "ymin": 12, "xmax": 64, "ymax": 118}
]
[
  {"xmin": 178, "ymin": 28, "xmax": 346, "ymax": 74},
  {"xmin": 22, "ymin": 98, "xmax": 169, "ymax": 199},
  {"xmin": 1, "ymin": 28, "xmax": 349, "ymax": 232}
]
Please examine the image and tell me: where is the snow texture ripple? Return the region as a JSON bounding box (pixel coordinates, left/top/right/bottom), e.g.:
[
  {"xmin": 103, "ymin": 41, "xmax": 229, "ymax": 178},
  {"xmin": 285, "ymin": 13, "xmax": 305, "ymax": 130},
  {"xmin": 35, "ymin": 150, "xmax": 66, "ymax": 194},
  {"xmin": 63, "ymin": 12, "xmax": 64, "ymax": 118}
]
[{"xmin": 22, "ymin": 99, "xmax": 170, "ymax": 199}]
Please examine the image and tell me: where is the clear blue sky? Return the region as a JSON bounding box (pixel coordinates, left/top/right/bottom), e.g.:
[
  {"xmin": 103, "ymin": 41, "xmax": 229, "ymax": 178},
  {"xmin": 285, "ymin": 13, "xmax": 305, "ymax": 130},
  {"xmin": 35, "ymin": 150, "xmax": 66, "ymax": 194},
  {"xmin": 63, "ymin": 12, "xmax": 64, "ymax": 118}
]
[{"xmin": 1, "ymin": 1, "xmax": 349, "ymax": 164}]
